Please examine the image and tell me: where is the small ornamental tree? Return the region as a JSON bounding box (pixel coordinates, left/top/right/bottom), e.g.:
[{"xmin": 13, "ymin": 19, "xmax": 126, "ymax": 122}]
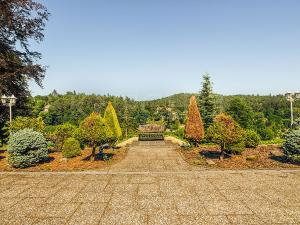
[
  {"xmin": 185, "ymin": 96, "xmax": 205, "ymax": 145},
  {"xmin": 207, "ymin": 113, "xmax": 245, "ymax": 160},
  {"xmin": 104, "ymin": 101, "xmax": 122, "ymax": 142},
  {"xmin": 80, "ymin": 112, "xmax": 113, "ymax": 161}
]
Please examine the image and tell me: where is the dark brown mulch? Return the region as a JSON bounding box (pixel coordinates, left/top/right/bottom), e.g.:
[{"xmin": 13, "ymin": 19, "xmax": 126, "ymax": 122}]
[
  {"xmin": 0, "ymin": 147, "xmax": 128, "ymax": 172},
  {"xmin": 180, "ymin": 144, "xmax": 300, "ymax": 169}
]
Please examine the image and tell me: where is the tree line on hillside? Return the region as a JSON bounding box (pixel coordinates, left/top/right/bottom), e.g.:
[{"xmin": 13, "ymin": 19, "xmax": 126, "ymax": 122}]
[{"xmin": 1, "ymin": 78, "xmax": 299, "ymax": 144}]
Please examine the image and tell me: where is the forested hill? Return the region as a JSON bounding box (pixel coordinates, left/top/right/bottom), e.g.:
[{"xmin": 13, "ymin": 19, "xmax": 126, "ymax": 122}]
[{"xmin": 1, "ymin": 91, "xmax": 299, "ymax": 142}]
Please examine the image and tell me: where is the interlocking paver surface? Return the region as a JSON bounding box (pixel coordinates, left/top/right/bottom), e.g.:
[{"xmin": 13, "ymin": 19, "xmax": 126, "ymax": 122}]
[{"xmin": 0, "ymin": 141, "xmax": 299, "ymax": 225}]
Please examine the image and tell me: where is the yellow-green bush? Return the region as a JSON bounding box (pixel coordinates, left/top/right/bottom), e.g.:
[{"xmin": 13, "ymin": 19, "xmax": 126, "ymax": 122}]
[{"xmin": 62, "ymin": 137, "xmax": 81, "ymax": 158}]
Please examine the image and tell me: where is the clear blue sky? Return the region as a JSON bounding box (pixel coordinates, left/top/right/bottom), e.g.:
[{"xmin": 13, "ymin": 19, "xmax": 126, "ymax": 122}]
[{"xmin": 30, "ymin": 0, "xmax": 300, "ymax": 100}]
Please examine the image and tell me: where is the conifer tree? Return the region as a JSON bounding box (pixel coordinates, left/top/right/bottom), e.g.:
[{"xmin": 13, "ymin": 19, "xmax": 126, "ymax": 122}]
[
  {"xmin": 104, "ymin": 101, "xmax": 122, "ymax": 140},
  {"xmin": 199, "ymin": 73, "xmax": 216, "ymax": 128},
  {"xmin": 185, "ymin": 96, "xmax": 205, "ymax": 145}
]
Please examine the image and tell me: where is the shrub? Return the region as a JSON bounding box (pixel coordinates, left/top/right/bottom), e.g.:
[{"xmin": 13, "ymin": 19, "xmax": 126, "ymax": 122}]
[
  {"xmin": 185, "ymin": 96, "xmax": 205, "ymax": 145},
  {"xmin": 283, "ymin": 129, "xmax": 300, "ymax": 163},
  {"xmin": 46, "ymin": 123, "xmax": 77, "ymax": 151},
  {"xmin": 62, "ymin": 137, "xmax": 81, "ymax": 158},
  {"xmin": 8, "ymin": 129, "xmax": 48, "ymax": 168},
  {"xmin": 227, "ymin": 141, "xmax": 246, "ymax": 154},
  {"xmin": 207, "ymin": 113, "xmax": 245, "ymax": 159},
  {"xmin": 258, "ymin": 127, "xmax": 275, "ymax": 141},
  {"xmin": 7, "ymin": 116, "xmax": 45, "ymax": 134},
  {"xmin": 244, "ymin": 130, "xmax": 261, "ymax": 148}
]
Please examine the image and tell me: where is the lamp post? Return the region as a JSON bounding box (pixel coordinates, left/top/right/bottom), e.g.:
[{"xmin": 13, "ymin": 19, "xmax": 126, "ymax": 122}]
[
  {"xmin": 1, "ymin": 95, "xmax": 17, "ymax": 124},
  {"xmin": 285, "ymin": 92, "xmax": 300, "ymax": 128}
]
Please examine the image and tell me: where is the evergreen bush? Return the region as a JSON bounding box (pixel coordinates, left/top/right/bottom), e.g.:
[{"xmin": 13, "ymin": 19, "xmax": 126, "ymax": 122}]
[
  {"xmin": 244, "ymin": 130, "xmax": 261, "ymax": 148},
  {"xmin": 62, "ymin": 137, "xmax": 81, "ymax": 158},
  {"xmin": 283, "ymin": 129, "xmax": 300, "ymax": 163},
  {"xmin": 8, "ymin": 129, "xmax": 48, "ymax": 168}
]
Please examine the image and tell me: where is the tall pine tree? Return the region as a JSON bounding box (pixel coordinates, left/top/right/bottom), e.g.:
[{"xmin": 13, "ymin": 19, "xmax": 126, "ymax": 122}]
[
  {"xmin": 104, "ymin": 101, "xmax": 122, "ymax": 139},
  {"xmin": 199, "ymin": 73, "xmax": 216, "ymax": 128},
  {"xmin": 185, "ymin": 96, "xmax": 205, "ymax": 145}
]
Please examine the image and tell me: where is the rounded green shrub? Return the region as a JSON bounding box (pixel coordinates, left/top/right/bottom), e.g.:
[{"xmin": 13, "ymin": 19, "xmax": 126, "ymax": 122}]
[
  {"xmin": 62, "ymin": 137, "xmax": 81, "ymax": 158},
  {"xmin": 244, "ymin": 130, "xmax": 261, "ymax": 148},
  {"xmin": 227, "ymin": 141, "xmax": 245, "ymax": 155},
  {"xmin": 8, "ymin": 129, "xmax": 48, "ymax": 168},
  {"xmin": 283, "ymin": 129, "xmax": 300, "ymax": 163}
]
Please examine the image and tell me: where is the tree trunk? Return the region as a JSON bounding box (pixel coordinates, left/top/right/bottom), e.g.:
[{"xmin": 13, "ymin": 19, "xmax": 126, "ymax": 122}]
[
  {"xmin": 90, "ymin": 146, "xmax": 96, "ymax": 161},
  {"xmin": 220, "ymin": 143, "xmax": 225, "ymax": 161},
  {"xmin": 220, "ymin": 150, "xmax": 224, "ymax": 161}
]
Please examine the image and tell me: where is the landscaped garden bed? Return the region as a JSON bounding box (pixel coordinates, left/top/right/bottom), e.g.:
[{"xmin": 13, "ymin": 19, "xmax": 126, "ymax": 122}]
[
  {"xmin": 180, "ymin": 144, "xmax": 300, "ymax": 169},
  {"xmin": 0, "ymin": 146, "xmax": 128, "ymax": 172}
]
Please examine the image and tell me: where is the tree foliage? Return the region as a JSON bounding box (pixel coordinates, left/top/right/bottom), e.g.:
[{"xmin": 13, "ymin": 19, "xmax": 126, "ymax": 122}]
[
  {"xmin": 79, "ymin": 112, "xmax": 112, "ymax": 161},
  {"xmin": 207, "ymin": 113, "xmax": 245, "ymax": 159},
  {"xmin": 104, "ymin": 101, "xmax": 122, "ymax": 140},
  {"xmin": 199, "ymin": 73, "xmax": 216, "ymax": 128},
  {"xmin": 7, "ymin": 116, "xmax": 45, "ymax": 134},
  {"xmin": 185, "ymin": 96, "xmax": 204, "ymax": 145},
  {"xmin": 0, "ymin": 0, "xmax": 49, "ymax": 97},
  {"xmin": 226, "ymin": 97, "xmax": 254, "ymax": 129}
]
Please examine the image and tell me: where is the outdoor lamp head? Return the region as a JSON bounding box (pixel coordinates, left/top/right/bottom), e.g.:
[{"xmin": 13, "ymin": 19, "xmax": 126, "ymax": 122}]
[
  {"xmin": 1, "ymin": 95, "xmax": 7, "ymax": 104},
  {"xmin": 295, "ymin": 93, "xmax": 300, "ymax": 99},
  {"xmin": 10, "ymin": 95, "xmax": 17, "ymax": 104}
]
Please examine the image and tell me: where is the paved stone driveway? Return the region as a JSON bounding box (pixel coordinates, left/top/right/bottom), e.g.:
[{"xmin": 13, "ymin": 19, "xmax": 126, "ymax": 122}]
[{"xmin": 0, "ymin": 141, "xmax": 299, "ymax": 225}]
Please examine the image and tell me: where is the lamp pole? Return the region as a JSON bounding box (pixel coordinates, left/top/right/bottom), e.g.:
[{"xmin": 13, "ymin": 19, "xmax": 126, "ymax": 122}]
[
  {"xmin": 285, "ymin": 92, "xmax": 300, "ymax": 128},
  {"xmin": 1, "ymin": 95, "xmax": 17, "ymax": 125}
]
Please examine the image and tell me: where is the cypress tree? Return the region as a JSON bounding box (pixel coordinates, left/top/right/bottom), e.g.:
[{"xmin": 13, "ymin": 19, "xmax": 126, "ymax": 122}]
[
  {"xmin": 185, "ymin": 96, "xmax": 205, "ymax": 145},
  {"xmin": 199, "ymin": 73, "xmax": 216, "ymax": 128},
  {"xmin": 104, "ymin": 101, "xmax": 122, "ymax": 139}
]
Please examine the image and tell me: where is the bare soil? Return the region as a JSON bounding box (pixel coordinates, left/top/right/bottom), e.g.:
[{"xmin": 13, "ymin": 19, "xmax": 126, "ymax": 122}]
[
  {"xmin": 180, "ymin": 144, "xmax": 300, "ymax": 169},
  {"xmin": 0, "ymin": 147, "xmax": 128, "ymax": 171}
]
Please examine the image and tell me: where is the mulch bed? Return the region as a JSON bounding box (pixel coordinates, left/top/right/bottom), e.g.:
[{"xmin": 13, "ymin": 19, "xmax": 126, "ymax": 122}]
[
  {"xmin": 180, "ymin": 144, "xmax": 300, "ymax": 169},
  {"xmin": 0, "ymin": 147, "xmax": 128, "ymax": 172}
]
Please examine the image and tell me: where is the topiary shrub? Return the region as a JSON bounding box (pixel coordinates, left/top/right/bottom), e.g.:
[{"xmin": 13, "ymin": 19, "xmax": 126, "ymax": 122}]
[
  {"xmin": 283, "ymin": 129, "xmax": 300, "ymax": 163},
  {"xmin": 8, "ymin": 129, "xmax": 48, "ymax": 168},
  {"xmin": 62, "ymin": 137, "xmax": 81, "ymax": 158},
  {"xmin": 245, "ymin": 130, "xmax": 261, "ymax": 148}
]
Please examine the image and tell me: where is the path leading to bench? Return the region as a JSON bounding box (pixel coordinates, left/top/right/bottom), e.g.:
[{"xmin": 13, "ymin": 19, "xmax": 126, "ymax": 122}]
[
  {"xmin": 0, "ymin": 141, "xmax": 299, "ymax": 225},
  {"xmin": 110, "ymin": 141, "xmax": 191, "ymax": 172}
]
